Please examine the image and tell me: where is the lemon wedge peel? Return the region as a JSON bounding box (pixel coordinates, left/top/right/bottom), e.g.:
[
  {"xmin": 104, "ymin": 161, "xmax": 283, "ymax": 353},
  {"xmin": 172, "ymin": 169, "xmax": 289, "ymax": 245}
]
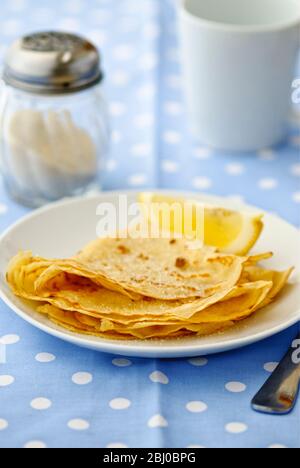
[{"xmin": 138, "ymin": 192, "xmax": 264, "ymax": 255}]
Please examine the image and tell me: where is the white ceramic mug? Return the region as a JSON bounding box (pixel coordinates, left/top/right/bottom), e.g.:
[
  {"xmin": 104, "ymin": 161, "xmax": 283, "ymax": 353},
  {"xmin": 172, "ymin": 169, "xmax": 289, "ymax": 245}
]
[{"xmin": 179, "ymin": 0, "xmax": 300, "ymax": 151}]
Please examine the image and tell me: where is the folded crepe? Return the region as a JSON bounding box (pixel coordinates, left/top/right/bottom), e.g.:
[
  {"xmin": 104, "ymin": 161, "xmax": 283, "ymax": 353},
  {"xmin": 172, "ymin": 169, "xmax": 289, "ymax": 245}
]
[{"xmin": 6, "ymin": 244, "xmax": 292, "ymax": 340}]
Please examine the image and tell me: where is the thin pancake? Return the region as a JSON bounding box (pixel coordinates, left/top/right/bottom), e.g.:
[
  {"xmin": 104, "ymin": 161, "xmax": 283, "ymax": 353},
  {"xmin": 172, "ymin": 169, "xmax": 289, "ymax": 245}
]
[
  {"xmin": 72, "ymin": 237, "xmax": 246, "ymax": 300},
  {"xmin": 38, "ymin": 304, "xmax": 235, "ymax": 340},
  {"xmin": 7, "ymin": 251, "xmax": 236, "ymax": 321},
  {"xmin": 240, "ymin": 265, "xmax": 293, "ymax": 308}
]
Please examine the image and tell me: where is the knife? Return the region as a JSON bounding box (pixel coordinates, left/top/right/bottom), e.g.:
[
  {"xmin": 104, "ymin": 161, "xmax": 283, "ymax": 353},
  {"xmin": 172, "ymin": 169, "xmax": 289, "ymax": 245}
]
[{"xmin": 252, "ymin": 332, "xmax": 300, "ymax": 415}]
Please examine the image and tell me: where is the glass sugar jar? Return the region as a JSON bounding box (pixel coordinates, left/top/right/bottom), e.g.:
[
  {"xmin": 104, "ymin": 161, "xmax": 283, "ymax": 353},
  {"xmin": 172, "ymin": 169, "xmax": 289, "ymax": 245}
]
[{"xmin": 0, "ymin": 32, "xmax": 109, "ymax": 207}]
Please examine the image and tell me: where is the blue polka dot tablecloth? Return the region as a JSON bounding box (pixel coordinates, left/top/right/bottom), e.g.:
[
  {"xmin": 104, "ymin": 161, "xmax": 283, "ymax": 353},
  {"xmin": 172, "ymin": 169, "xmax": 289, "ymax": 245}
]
[{"xmin": 0, "ymin": 0, "xmax": 300, "ymax": 449}]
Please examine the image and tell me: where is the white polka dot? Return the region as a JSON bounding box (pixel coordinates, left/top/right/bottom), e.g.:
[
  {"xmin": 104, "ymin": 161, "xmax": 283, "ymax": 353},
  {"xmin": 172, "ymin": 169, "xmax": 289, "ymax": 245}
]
[
  {"xmin": 106, "ymin": 442, "xmax": 128, "ymax": 448},
  {"xmin": 106, "ymin": 159, "xmax": 118, "ymax": 172},
  {"xmin": 258, "ymin": 178, "xmax": 278, "ymax": 190},
  {"xmin": 0, "ymin": 375, "xmax": 15, "ymax": 387},
  {"xmin": 30, "ymin": 398, "xmax": 52, "ymax": 411},
  {"xmin": 111, "ymin": 131, "xmax": 122, "ymax": 144},
  {"xmin": 225, "ymin": 163, "xmax": 245, "ymax": 176},
  {"xmin": 148, "ymin": 414, "xmax": 168, "ymax": 428},
  {"xmin": 143, "ymin": 22, "xmax": 160, "ymax": 39},
  {"xmin": 165, "ymin": 75, "xmax": 182, "ymax": 89},
  {"xmin": 68, "ymin": 419, "xmax": 90, "ymax": 431},
  {"xmin": 163, "ymin": 131, "xmax": 182, "ymax": 144},
  {"xmin": 192, "ymin": 177, "xmax": 212, "ymax": 190},
  {"xmin": 0, "ymin": 419, "xmax": 8, "ymax": 431},
  {"xmin": 134, "ymin": 114, "xmax": 154, "ymax": 128},
  {"xmin": 109, "ymin": 102, "xmax": 126, "ymax": 117},
  {"xmin": 137, "ymin": 84, "xmax": 156, "ymax": 100},
  {"xmin": 128, "ymin": 174, "xmax": 147, "ymax": 187},
  {"xmin": 291, "ymin": 163, "xmax": 300, "ymax": 176},
  {"xmin": 24, "ymin": 440, "xmax": 47, "ymax": 449},
  {"xmin": 186, "ymin": 401, "xmax": 208, "ymax": 413},
  {"xmin": 258, "ymin": 149, "xmax": 276, "ymax": 161},
  {"xmin": 225, "ymin": 422, "xmax": 248, "ymax": 434},
  {"xmin": 112, "ymin": 358, "xmax": 132, "ymax": 367},
  {"xmin": 57, "ymin": 17, "xmax": 80, "ymax": 32},
  {"xmin": 289, "ymin": 135, "xmax": 300, "ymax": 146},
  {"xmin": 131, "ymin": 143, "xmax": 152, "ymax": 157},
  {"xmin": 163, "ymin": 101, "xmax": 182, "ymax": 116},
  {"xmin": 188, "ymin": 357, "xmax": 208, "ymax": 367},
  {"xmin": 35, "ymin": 353, "xmax": 56, "ymax": 363},
  {"xmin": 111, "ymin": 71, "xmax": 130, "ymax": 87},
  {"xmin": 109, "ymin": 398, "xmax": 131, "ymax": 410},
  {"xmin": 139, "ymin": 53, "xmax": 158, "ymax": 70},
  {"xmin": 292, "ymin": 192, "xmax": 300, "ymax": 203},
  {"xmin": 113, "ymin": 45, "xmax": 135, "ymax": 61},
  {"xmin": 72, "ymin": 372, "xmax": 93, "ymax": 385},
  {"xmin": 268, "ymin": 444, "xmax": 287, "ymax": 449},
  {"xmin": 264, "ymin": 362, "xmax": 279, "ymax": 373},
  {"xmin": 87, "ymin": 30, "xmax": 107, "ymax": 47},
  {"xmin": 149, "ymin": 371, "xmax": 169, "ymax": 385},
  {"xmin": 161, "ymin": 160, "xmax": 179, "ymax": 173},
  {"xmin": 225, "ymin": 382, "xmax": 247, "ymax": 393},
  {"xmin": 187, "ymin": 444, "xmax": 206, "ymax": 448},
  {"xmin": 0, "ymin": 204, "xmax": 8, "ymax": 215},
  {"xmin": 0, "ymin": 334, "xmax": 20, "ymax": 345},
  {"xmin": 194, "ymin": 147, "xmax": 212, "ymax": 160}
]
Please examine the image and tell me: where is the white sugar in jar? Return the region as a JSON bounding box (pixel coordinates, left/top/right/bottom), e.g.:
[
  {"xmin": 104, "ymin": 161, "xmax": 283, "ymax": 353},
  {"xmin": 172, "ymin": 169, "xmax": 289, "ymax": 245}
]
[{"xmin": 0, "ymin": 32, "xmax": 109, "ymax": 207}]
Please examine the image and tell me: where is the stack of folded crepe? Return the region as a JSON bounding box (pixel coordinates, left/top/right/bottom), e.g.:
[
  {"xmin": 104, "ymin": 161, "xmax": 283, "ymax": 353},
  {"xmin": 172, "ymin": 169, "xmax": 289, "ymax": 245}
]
[{"xmin": 7, "ymin": 236, "xmax": 293, "ymax": 340}]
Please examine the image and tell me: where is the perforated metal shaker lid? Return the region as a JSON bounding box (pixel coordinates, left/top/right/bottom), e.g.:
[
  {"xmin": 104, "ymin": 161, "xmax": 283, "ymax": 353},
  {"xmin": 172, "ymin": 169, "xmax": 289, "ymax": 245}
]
[{"xmin": 3, "ymin": 31, "xmax": 103, "ymax": 94}]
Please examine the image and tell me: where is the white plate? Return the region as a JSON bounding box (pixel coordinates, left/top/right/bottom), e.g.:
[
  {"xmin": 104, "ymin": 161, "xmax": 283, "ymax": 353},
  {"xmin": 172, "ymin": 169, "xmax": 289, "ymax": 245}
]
[{"xmin": 0, "ymin": 190, "xmax": 299, "ymax": 358}]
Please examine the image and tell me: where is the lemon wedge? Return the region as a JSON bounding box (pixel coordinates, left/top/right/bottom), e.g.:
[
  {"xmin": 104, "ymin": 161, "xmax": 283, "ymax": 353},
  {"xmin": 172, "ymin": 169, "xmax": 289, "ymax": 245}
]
[{"xmin": 138, "ymin": 192, "xmax": 264, "ymax": 255}]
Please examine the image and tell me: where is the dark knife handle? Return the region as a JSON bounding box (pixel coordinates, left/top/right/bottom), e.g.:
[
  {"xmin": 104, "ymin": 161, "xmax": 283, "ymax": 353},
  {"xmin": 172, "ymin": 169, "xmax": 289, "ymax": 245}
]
[{"xmin": 252, "ymin": 333, "xmax": 300, "ymax": 415}]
